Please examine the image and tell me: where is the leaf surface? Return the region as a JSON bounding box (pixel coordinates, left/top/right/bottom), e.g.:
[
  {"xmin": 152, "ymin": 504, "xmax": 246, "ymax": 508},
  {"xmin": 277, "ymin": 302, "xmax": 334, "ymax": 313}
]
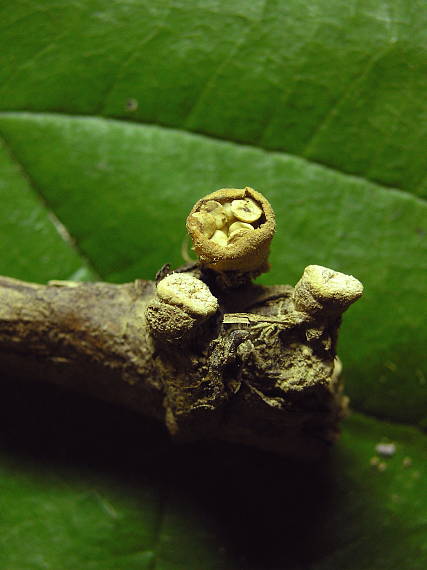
[
  {"xmin": 0, "ymin": 135, "xmax": 96, "ymax": 282},
  {"xmin": 0, "ymin": 380, "xmax": 426, "ymax": 570},
  {"xmin": 1, "ymin": 1, "xmax": 427, "ymax": 567},
  {"xmin": 1, "ymin": 0, "xmax": 427, "ymax": 196}
]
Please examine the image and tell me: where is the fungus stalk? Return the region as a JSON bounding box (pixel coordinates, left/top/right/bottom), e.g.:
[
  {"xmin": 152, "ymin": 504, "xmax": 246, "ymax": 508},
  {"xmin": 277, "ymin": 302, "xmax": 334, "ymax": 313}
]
[{"xmin": 0, "ymin": 187, "xmax": 363, "ymax": 458}]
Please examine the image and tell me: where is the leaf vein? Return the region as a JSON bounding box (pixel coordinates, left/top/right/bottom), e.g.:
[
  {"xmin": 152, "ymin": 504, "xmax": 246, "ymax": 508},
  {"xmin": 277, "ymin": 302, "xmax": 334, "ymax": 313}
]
[
  {"xmin": 97, "ymin": 0, "xmax": 174, "ymax": 115},
  {"xmin": 0, "ymin": 129, "xmax": 102, "ymax": 280},
  {"xmin": 0, "ymin": 110, "xmax": 425, "ymax": 207},
  {"xmin": 301, "ymin": 41, "xmax": 397, "ymax": 159},
  {"xmin": 183, "ymin": 0, "xmax": 270, "ymax": 128}
]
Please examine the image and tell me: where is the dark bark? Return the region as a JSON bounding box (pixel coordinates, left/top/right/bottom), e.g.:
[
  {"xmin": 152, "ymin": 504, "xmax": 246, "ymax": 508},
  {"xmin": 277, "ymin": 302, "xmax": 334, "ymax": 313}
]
[{"xmin": 0, "ymin": 268, "xmax": 348, "ymax": 459}]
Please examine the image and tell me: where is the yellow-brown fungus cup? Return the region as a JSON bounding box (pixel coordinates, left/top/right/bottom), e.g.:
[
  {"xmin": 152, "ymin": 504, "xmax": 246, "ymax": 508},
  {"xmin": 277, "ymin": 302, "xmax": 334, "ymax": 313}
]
[{"xmin": 186, "ymin": 187, "xmax": 275, "ymax": 273}]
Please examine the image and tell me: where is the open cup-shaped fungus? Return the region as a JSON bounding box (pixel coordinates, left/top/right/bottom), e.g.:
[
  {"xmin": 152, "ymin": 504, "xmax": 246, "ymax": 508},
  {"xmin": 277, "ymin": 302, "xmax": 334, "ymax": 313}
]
[{"xmin": 186, "ymin": 187, "xmax": 275, "ymax": 274}]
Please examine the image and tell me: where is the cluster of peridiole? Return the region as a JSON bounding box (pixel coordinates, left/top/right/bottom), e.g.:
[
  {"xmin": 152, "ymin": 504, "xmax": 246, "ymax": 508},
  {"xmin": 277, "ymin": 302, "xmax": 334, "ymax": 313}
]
[{"xmin": 190, "ymin": 197, "xmax": 263, "ymax": 247}]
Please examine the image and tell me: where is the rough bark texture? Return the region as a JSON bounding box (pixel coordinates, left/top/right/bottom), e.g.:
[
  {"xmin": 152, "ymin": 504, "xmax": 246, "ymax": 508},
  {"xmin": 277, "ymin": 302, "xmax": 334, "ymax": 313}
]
[{"xmin": 0, "ymin": 263, "xmax": 350, "ymax": 459}]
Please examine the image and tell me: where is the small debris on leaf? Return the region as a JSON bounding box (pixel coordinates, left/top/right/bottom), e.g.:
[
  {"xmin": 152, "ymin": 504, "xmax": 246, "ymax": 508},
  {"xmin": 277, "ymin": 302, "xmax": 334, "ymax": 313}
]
[
  {"xmin": 375, "ymin": 442, "xmax": 396, "ymax": 457},
  {"xmin": 402, "ymin": 457, "xmax": 412, "ymax": 468}
]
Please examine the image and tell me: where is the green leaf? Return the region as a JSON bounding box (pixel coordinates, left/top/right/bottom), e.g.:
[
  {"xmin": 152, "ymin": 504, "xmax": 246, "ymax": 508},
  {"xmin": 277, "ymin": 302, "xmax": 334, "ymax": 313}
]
[
  {"xmin": 0, "ymin": 134, "xmax": 97, "ymax": 283},
  {"xmin": 1, "ymin": 380, "xmax": 426, "ymax": 570},
  {"xmin": 1, "ymin": 1, "xmax": 426, "ymax": 567},
  {"xmin": 1, "ymin": 0, "xmax": 427, "ymax": 196}
]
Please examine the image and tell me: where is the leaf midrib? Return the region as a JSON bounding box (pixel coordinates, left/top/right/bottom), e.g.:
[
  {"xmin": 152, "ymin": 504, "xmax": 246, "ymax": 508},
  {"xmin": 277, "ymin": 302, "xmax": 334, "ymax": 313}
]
[{"xmin": 1, "ymin": 110, "xmax": 425, "ymax": 206}]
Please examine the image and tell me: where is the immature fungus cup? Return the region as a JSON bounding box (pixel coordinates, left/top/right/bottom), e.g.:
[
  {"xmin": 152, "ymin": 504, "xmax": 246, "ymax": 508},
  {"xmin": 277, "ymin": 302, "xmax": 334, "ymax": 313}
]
[
  {"xmin": 145, "ymin": 273, "xmax": 219, "ymax": 342},
  {"xmin": 156, "ymin": 273, "xmax": 218, "ymax": 317},
  {"xmin": 186, "ymin": 187, "xmax": 275, "ymax": 273},
  {"xmin": 293, "ymin": 265, "xmax": 363, "ymax": 316}
]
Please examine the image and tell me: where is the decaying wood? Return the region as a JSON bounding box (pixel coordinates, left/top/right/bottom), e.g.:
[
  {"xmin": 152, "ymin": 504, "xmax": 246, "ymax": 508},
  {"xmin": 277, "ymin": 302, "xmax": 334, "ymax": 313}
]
[
  {"xmin": 0, "ymin": 267, "xmax": 348, "ymax": 458},
  {"xmin": 0, "ymin": 187, "xmax": 364, "ymax": 458}
]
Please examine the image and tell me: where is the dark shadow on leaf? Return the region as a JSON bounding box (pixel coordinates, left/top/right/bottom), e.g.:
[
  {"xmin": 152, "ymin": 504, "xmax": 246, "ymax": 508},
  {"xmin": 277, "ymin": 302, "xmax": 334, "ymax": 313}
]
[{"xmin": 0, "ymin": 376, "xmax": 416, "ymax": 570}]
